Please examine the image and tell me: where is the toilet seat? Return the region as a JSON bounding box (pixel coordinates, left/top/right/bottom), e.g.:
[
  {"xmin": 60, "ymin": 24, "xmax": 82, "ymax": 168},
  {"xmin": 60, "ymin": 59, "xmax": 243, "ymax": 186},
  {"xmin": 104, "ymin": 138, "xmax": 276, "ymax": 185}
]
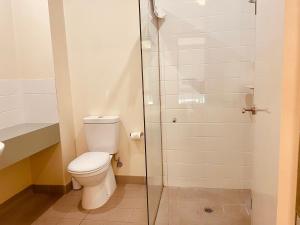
[{"xmin": 68, "ymin": 152, "xmax": 110, "ymax": 175}]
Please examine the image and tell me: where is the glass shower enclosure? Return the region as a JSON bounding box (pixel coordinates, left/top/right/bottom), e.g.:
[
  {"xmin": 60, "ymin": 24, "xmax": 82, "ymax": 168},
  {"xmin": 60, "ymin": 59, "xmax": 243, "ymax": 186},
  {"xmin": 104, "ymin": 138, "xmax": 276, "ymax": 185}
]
[
  {"xmin": 139, "ymin": 0, "xmax": 164, "ymax": 224},
  {"xmin": 139, "ymin": 0, "xmax": 257, "ymax": 224}
]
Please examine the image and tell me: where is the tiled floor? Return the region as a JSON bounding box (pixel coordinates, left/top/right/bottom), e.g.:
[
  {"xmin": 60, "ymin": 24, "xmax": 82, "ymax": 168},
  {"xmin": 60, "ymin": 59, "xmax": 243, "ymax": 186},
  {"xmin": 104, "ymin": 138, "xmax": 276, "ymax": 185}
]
[
  {"xmin": 155, "ymin": 187, "xmax": 251, "ymax": 225},
  {"xmin": 0, "ymin": 188, "xmax": 62, "ymax": 225},
  {"xmin": 1, "ymin": 185, "xmax": 251, "ymax": 225},
  {"xmin": 32, "ymin": 184, "xmax": 148, "ymax": 225}
]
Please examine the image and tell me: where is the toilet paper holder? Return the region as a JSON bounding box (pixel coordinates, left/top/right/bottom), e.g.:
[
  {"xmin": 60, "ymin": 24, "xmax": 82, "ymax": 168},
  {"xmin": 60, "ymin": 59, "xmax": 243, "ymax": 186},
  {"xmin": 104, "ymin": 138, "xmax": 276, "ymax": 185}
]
[{"xmin": 130, "ymin": 131, "xmax": 144, "ymax": 140}]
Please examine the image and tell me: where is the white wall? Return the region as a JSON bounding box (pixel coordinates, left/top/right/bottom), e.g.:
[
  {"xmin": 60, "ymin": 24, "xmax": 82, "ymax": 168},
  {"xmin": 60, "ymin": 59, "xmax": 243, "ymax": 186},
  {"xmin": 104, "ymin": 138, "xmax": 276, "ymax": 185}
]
[
  {"xmin": 160, "ymin": 0, "xmax": 256, "ymax": 188},
  {"xmin": 251, "ymin": 0, "xmax": 285, "ymax": 223}
]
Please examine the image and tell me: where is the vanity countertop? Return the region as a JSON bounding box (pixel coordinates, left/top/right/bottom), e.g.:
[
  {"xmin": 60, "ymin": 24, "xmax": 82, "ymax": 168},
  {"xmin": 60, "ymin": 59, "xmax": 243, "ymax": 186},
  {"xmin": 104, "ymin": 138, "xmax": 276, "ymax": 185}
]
[
  {"xmin": 0, "ymin": 123, "xmax": 57, "ymax": 142},
  {"xmin": 0, "ymin": 123, "xmax": 60, "ymax": 170}
]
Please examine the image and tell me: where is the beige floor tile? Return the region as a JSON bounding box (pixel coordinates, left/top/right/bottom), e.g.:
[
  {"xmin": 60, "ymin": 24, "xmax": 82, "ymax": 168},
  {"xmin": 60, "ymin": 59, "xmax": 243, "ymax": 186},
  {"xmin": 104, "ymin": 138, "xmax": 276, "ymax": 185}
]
[
  {"xmin": 103, "ymin": 197, "xmax": 147, "ymax": 209},
  {"xmin": 36, "ymin": 201, "xmax": 88, "ymax": 221},
  {"xmin": 219, "ymin": 189, "xmax": 246, "ymax": 205},
  {"xmin": 223, "ymin": 205, "xmax": 251, "ymax": 225},
  {"xmin": 31, "ymin": 185, "xmax": 251, "ymax": 225},
  {"xmin": 86, "ymin": 207, "xmax": 134, "ymax": 222},
  {"xmin": 37, "ymin": 207, "xmax": 67, "ymax": 220},
  {"xmin": 154, "ymin": 187, "xmax": 252, "ymax": 225},
  {"xmin": 63, "ymin": 205, "xmax": 89, "ymax": 219},
  {"xmin": 56, "ymin": 218, "xmax": 82, "ymax": 225},
  {"xmin": 128, "ymin": 208, "xmax": 148, "ymax": 223},
  {"xmin": 107, "ymin": 208, "xmax": 135, "ymax": 222},
  {"xmin": 80, "ymin": 220, "xmax": 106, "ymax": 225},
  {"xmin": 155, "ymin": 209, "xmax": 169, "ymax": 225},
  {"xmin": 85, "ymin": 208, "xmax": 112, "ymax": 221},
  {"xmin": 31, "ymin": 217, "xmax": 61, "ymax": 225},
  {"xmin": 81, "ymin": 220, "xmax": 148, "ymax": 225},
  {"xmin": 112, "ymin": 185, "xmax": 147, "ymax": 199}
]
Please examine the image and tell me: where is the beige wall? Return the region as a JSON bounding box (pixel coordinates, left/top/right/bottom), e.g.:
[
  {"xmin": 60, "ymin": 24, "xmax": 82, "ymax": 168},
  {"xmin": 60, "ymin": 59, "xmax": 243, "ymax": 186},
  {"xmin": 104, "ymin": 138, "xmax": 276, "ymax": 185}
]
[
  {"xmin": 0, "ymin": 0, "xmax": 17, "ymax": 78},
  {"xmin": 30, "ymin": 145, "xmax": 64, "ymax": 185},
  {"xmin": 0, "ymin": 159, "xmax": 32, "ymax": 204},
  {"xmin": 0, "ymin": 144, "xmax": 66, "ymax": 204},
  {"xmin": 63, "ymin": 0, "xmax": 145, "ymax": 177},
  {"xmin": 0, "ymin": 0, "xmax": 145, "ymax": 204},
  {"xmin": 277, "ymin": 0, "xmax": 300, "ymax": 224},
  {"xmin": 0, "ymin": 0, "xmax": 55, "ymax": 79},
  {"xmin": 48, "ymin": 0, "xmax": 77, "ymax": 185},
  {"xmin": 11, "ymin": 0, "xmax": 55, "ymax": 79}
]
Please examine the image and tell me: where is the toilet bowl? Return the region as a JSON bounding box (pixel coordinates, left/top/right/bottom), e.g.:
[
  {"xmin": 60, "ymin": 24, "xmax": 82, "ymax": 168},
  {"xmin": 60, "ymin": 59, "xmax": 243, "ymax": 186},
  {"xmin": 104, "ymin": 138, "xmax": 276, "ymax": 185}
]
[
  {"xmin": 68, "ymin": 152, "xmax": 116, "ymax": 209},
  {"xmin": 68, "ymin": 115, "xmax": 120, "ymax": 210}
]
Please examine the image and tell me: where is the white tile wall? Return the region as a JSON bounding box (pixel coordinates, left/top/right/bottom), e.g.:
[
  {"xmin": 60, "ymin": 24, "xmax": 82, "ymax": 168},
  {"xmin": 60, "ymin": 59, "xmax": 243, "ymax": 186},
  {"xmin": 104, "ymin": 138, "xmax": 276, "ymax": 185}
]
[
  {"xmin": 159, "ymin": 0, "xmax": 255, "ymax": 189},
  {"xmin": 0, "ymin": 79, "xmax": 58, "ymax": 129}
]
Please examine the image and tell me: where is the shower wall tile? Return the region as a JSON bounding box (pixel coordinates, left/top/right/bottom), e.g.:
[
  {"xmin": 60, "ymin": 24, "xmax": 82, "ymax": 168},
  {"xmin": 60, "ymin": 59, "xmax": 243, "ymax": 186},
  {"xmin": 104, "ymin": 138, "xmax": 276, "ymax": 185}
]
[
  {"xmin": 160, "ymin": 0, "xmax": 255, "ymax": 189},
  {"xmin": 164, "ymin": 66, "xmax": 178, "ymax": 80}
]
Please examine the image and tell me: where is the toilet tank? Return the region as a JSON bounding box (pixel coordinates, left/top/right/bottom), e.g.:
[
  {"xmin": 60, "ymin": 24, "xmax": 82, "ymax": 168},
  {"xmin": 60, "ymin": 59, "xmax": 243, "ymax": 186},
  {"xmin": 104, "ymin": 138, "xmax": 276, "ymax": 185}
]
[{"xmin": 83, "ymin": 116, "xmax": 120, "ymax": 154}]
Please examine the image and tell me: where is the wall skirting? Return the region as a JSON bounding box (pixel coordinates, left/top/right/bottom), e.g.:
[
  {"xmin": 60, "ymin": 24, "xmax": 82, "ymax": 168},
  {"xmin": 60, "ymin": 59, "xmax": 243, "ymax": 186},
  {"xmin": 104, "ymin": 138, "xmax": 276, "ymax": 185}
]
[
  {"xmin": 1, "ymin": 175, "xmax": 146, "ymax": 207},
  {"xmin": 0, "ymin": 182, "xmax": 72, "ymax": 207},
  {"xmin": 32, "ymin": 182, "xmax": 72, "ymax": 194}
]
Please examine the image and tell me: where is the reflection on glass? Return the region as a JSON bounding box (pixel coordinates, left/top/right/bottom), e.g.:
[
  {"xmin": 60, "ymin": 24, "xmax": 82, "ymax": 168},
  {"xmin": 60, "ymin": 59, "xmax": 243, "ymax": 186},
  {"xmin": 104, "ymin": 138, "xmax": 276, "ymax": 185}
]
[
  {"xmin": 196, "ymin": 0, "xmax": 207, "ymax": 6},
  {"xmin": 139, "ymin": 0, "xmax": 163, "ymax": 224},
  {"xmin": 178, "ymin": 94, "xmax": 206, "ymax": 104}
]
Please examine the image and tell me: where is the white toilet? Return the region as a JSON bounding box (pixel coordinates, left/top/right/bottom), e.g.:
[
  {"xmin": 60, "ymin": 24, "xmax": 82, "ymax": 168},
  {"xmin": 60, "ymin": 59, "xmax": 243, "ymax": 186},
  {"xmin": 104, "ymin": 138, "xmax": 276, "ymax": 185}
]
[{"xmin": 68, "ymin": 115, "xmax": 120, "ymax": 210}]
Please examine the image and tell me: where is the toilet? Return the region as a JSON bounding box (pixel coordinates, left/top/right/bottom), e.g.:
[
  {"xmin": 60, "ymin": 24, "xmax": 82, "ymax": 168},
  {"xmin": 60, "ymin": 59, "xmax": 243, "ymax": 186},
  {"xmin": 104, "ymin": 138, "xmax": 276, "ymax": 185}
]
[{"xmin": 68, "ymin": 115, "xmax": 120, "ymax": 210}]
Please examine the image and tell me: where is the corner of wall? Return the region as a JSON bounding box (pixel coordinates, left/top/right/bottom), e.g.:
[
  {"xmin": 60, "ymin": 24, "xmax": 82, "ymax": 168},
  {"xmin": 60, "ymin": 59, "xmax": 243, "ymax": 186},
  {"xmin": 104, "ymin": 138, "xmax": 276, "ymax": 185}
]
[{"xmin": 48, "ymin": 0, "xmax": 77, "ymax": 186}]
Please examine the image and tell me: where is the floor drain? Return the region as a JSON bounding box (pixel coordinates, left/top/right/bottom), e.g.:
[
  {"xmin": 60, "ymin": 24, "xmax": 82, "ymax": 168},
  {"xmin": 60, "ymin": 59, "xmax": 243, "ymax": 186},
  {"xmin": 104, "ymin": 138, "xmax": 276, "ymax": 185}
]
[{"xmin": 204, "ymin": 207, "xmax": 214, "ymax": 213}]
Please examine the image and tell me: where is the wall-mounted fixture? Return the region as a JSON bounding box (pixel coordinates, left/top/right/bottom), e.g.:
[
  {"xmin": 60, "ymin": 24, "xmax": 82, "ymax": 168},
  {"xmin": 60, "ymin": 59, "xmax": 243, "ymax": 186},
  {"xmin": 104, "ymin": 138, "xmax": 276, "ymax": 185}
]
[
  {"xmin": 130, "ymin": 131, "xmax": 144, "ymax": 140},
  {"xmin": 248, "ymin": 0, "xmax": 257, "ymax": 15},
  {"xmin": 114, "ymin": 156, "xmax": 123, "ymax": 168},
  {"xmin": 152, "ymin": 0, "xmax": 166, "ymax": 18},
  {"xmin": 242, "ymin": 106, "xmax": 270, "ymax": 115},
  {"xmin": 245, "ymin": 85, "xmax": 255, "ymax": 96}
]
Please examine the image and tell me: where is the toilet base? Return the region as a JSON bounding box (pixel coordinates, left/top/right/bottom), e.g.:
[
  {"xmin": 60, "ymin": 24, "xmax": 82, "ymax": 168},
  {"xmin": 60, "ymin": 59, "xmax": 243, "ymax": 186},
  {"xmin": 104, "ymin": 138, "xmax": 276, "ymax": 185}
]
[{"xmin": 82, "ymin": 165, "xmax": 116, "ymax": 210}]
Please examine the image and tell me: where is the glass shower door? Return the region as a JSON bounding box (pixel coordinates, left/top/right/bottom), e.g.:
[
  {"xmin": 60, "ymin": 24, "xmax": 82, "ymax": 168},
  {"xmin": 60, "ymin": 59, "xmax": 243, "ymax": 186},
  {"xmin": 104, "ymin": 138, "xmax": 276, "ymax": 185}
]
[{"xmin": 139, "ymin": 0, "xmax": 163, "ymax": 225}]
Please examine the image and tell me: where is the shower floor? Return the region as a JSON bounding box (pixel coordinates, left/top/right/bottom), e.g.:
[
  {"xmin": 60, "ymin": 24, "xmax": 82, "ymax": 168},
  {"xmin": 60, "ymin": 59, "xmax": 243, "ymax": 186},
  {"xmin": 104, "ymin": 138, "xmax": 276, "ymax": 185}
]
[{"xmin": 155, "ymin": 187, "xmax": 251, "ymax": 225}]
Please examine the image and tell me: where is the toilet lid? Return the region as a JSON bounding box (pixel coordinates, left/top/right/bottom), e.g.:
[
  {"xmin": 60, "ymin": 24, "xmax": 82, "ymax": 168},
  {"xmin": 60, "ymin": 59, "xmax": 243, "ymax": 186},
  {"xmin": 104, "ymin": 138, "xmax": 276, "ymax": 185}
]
[{"xmin": 68, "ymin": 152, "xmax": 110, "ymax": 174}]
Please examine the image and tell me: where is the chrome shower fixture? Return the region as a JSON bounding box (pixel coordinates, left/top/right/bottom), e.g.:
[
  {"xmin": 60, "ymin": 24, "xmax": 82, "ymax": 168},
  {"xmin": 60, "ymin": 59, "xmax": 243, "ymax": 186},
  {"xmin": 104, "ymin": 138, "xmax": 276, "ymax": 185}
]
[{"xmin": 249, "ymin": 0, "xmax": 257, "ymax": 15}]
